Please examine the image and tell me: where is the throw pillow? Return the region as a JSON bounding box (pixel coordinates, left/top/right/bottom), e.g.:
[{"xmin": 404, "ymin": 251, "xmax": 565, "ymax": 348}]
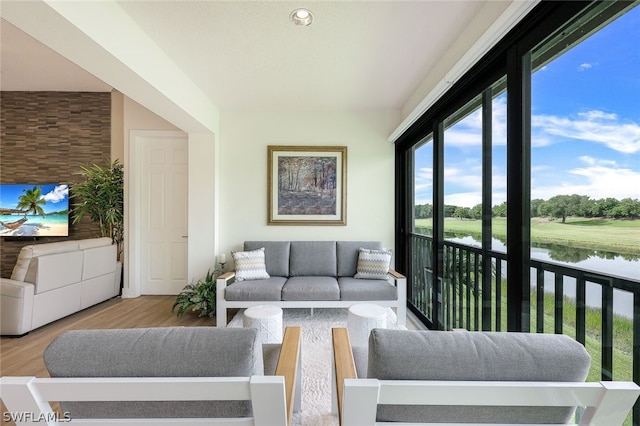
[
  {"xmin": 232, "ymin": 247, "xmax": 270, "ymax": 281},
  {"xmin": 354, "ymin": 247, "xmax": 392, "ymax": 279}
]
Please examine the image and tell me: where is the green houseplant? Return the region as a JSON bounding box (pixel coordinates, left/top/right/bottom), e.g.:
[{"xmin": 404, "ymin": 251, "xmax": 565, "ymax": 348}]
[
  {"xmin": 172, "ymin": 268, "xmax": 220, "ymax": 318},
  {"xmin": 70, "ymin": 159, "xmax": 124, "ymax": 259}
]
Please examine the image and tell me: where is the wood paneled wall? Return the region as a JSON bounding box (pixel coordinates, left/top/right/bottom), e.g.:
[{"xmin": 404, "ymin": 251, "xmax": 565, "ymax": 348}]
[{"xmin": 0, "ymin": 91, "xmax": 111, "ymax": 277}]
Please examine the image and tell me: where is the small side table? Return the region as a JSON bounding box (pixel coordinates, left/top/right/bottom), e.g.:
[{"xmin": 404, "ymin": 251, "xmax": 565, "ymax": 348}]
[
  {"xmin": 347, "ymin": 303, "xmax": 387, "ymax": 347},
  {"xmin": 243, "ymin": 305, "xmax": 283, "ymax": 344}
]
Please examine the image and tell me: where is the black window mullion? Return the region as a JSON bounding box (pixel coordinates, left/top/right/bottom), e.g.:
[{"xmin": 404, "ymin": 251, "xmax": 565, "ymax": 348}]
[
  {"xmin": 433, "ymin": 120, "xmax": 445, "ymax": 330},
  {"xmin": 506, "ymin": 47, "xmax": 532, "ymax": 332},
  {"xmin": 481, "ymin": 88, "xmax": 493, "ymax": 331}
]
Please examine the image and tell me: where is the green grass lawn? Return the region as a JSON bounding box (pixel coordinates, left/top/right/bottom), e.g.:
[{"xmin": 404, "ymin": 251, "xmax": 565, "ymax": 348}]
[{"xmin": 415, "ymin": 217, "xmax": 640, "ymax": 256}]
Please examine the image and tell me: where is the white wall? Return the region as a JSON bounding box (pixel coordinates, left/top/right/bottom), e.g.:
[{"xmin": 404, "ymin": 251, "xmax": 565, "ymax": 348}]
[
  {"xmin": 188, "ymin": 132, "xmax": 216, "ymax": 282},
  {"xmin": 218, "ymin": 110, "xmax": 399, "ymax": 265}
]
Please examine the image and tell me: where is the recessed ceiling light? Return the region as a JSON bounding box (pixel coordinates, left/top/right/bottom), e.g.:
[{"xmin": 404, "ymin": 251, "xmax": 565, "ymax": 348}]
[{"xmin": 290, "ymin": 8, "xmax": 313, "ymax": 26}]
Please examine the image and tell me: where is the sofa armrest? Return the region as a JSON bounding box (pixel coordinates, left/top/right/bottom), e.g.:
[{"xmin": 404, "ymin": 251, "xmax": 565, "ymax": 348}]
[
  {"xmin": 388, "ymin": 268, "xmax": 405, "ymax": 280},
  {"xmin": 388, "ymin": 269, "xmax": 407, "ymax": 325},
  {"xmin": 332, "ymin": 327, "xmax": 358, "ymax": 426},
  {"xmin": 216, "ymin": 272, "xmax": 236, "ymax": 327},
  {"xmin": 275, "ymin": 326, "xmax": 302, "ymax": 425},
  {"xmin": 0, "ymin": 278, "xmax": 35, "ymax": 335},
  {"xmin": 1, "ymin": 278, "xmax": 35, "ymax": 298},
  {"xmin": 217, "ymin": 271, "xmax": 235, "ymax": 286},
  {"xmin": 216, "ymin": 271, "xmax": 235, "ymax": 303}
]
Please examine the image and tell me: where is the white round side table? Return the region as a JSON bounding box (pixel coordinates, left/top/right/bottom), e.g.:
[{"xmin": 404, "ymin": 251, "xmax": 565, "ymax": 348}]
[
  {"xmin": 347, "ymin": 303, "xmax": 387, "ymax": 347},
  {"xmin": 243, "ymin": 305, "xmax": 283, "ymax": 344}
]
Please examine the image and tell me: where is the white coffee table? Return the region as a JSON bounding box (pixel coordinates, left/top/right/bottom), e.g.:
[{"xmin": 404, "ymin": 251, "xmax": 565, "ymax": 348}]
[
  {"xmin": 347, "ymin": 303, "xmax": 387, "ymax": 347},
  {"xmin": 243, "ymin": 305, "xmax": 283, "ymax": 344}
]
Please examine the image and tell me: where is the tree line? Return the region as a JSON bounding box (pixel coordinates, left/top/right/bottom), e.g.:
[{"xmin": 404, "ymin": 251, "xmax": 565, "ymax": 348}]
[{"xmin": 415, "ymin": 195, "xmax": 640, "ymax": 223}]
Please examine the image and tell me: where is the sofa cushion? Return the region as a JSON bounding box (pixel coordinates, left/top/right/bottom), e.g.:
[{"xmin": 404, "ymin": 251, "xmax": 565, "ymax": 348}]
[
  {"xmin": 244, "ymin": 241, "xmax": 290, "ymax": 277},
  {"xmin": 77, "ymin": 237, "xmax": 113, "ymax": 250},
  {"xmin": 44, "ymin": 327, "xmax": 264, "ymax": 419},
  {"xmin": 225, "ymin": 277, "xmax": 287, "ymax": 301},
  {"xmin": 338, "ymin": 277, "xmax": 397, "ymax": 301},
  {"xmin": 354, "ymin": 247, "xmax": 392, "ymax": 279},
  {"xmin": 289, "ymin": 241, "xmax": 337, "ymax": 277},
  {"xmin": 82, "ymin": 244, "xmax": 117, "ymax": 280},
  {"xmin": 282, "ymin": 276, "xmax": 340, "ymax": 301},
  {"xmin": 233, "ymin": 247, "xmax": 270, "ymax": 281},
  {"xmin": 26, "ymin": 251, "xmax": 84, "ymax": 293},
  {"xmin": 11, "ymin": 240, "xmax": 80, "ymax": 281},
  {"xmin": 336, "ymin": 241, "xmax": 383, "ymax": 277},
  {"xmin": 367, "ymin": 329, "xmax": 591, "ymax": 424}
]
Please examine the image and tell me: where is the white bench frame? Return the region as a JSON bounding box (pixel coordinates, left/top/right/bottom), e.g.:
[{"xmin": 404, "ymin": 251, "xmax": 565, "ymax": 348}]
[
  {"xmin": 1, "ymin": 376, "xmax": 286, "ymax": 426},
  {"xmin": 1, "ymin": 327, "xmax": 302, "ymax": 426},
  {"xmin": 331, "ymin": 328, "xmax": 640, "ymax": 426},
  {"xmin": 216, "ymin": 270, "xmax": 407, "ymax": 327}
]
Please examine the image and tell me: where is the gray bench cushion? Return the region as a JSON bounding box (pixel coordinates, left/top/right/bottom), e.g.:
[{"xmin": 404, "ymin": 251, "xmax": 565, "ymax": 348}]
[
  {"xmin": 367, "ymin": 329, "xmax": 591, "ymax": 424},
  {"xmin": 282, "ymin": 276, "xmax": 340, "ymax": 301},
  {"xmin": 290, "ymin": 241, "xmax": 337, "ymax": 277},
  {"xmin": 336, "ymin": 241, "xmax": 383, "ymax": 277},
  {"xmin": 225, "ymin": 276, "xmax": 287, "ymax": 301},
  {"xmin": 244, "ymin": 241, "xmax": 291, "ymax": 277},
  {"xmin": 338, "ymin": 277, "xmax": 397, "ymax": 301},
  {"xmin": 44, "ymin": 327, "xmax": 264, "ymax": 419}
]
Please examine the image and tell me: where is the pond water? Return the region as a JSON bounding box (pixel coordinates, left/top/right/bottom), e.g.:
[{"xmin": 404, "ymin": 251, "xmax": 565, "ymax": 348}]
[{"xmin": 450, "ymin": 236, "xmax": 640, "ymax": 318}]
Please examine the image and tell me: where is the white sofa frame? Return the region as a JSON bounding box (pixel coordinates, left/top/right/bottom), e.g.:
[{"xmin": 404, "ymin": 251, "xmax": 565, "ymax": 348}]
[
  {"xmin": 1, "ymin": 376, "xmax": 288, "ymax": 426},
  {"xmin": 331, "ymin": 328, "xmax": 640, "ymax": 426},
  {"xmin": 217, "ymin": 269, "xmax": 407, "ymax": 327},
  {"xmin": 1, "ymin": 326, "xmax": 302, "ymax": 426}
]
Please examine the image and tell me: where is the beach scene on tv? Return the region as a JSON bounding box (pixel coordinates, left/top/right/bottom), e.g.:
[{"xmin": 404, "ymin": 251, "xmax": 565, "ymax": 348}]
[{"xmin": 0, "ymin": 184, "xmax": 69, "ymax": 237}]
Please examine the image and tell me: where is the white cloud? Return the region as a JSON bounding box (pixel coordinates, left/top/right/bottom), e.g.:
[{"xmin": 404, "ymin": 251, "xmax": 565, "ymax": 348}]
[
  {"xmin": 42, "ymin": 185, "xmax": 69, "ymax": 203},
  {"xmin": 579, "ymin": 110, "xmax": 616, "ymax": 120},
  {"xmin": 578, "ymin": 156, "xmax": 617, "ymax": 167},
  {"xmin": 531, "ymin": 164, "xmax": 640, "ymax": 200},
  {"xmin": 445, "ymin": 192, "xmax": 482, "ymax": 208},
  {"xmin": 578, "ymin": 63, "xmax": 594, "ymax": 71},
  {"xmin": 442, "ymin": 95, "xmax": 508, "ymax": 147},
  {"xmin": 414, "ymin": 167, "xmax": 433, "ymax": 204},
  {"xmin": 532, "ymin": 110, "xmax": 640, "ymax": 154}
]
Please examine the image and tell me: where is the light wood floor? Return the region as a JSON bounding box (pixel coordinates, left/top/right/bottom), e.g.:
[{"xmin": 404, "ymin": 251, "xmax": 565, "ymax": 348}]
[{"xmin": 1, "ymin": 295, "xmax": 228, "ymax": 378}]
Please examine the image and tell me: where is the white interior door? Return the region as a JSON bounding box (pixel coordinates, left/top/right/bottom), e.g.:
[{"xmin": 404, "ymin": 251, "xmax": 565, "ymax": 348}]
[{"xmin": 133, "ymin": 131, "xmax": 188, "ymax": 295}]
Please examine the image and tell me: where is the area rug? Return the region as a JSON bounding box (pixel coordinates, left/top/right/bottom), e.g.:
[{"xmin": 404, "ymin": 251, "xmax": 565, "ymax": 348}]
[{"xmin": 227, "ymin": 307, "xmax": 405, "ymax": 426}]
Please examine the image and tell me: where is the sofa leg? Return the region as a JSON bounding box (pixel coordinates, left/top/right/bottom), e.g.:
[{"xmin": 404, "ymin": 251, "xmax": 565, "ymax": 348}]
[{"xmin": 216, "ymin": 306, "xmax": 227, "ymax": 327}]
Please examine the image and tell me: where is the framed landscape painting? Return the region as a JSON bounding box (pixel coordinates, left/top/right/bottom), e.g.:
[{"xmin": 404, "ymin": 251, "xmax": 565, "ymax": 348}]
[{"xmin": 268, "ymin": 145, "xmax": 347, "ymax": 225}]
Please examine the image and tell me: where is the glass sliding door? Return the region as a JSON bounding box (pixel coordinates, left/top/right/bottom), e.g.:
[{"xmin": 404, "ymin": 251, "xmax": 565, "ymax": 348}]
[
  {"xmin": 442, "ymin": 94, "xmax": 483, "ymax": 330},
  {"xmin": 529, "ymin": 1, "xmax": 640, "ymax": 389}
]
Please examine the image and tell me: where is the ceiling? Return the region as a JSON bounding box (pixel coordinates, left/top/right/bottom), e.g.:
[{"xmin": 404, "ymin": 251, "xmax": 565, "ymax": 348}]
[{"xmin": 0, "ymin": 1, "xmax": 536, "ymax": 134}]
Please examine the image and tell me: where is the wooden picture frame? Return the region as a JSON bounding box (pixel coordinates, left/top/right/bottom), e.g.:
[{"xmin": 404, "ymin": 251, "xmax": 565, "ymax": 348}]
[{"xmin": 268, "ymin": 145, "xmax": 347, "ymax": 225}]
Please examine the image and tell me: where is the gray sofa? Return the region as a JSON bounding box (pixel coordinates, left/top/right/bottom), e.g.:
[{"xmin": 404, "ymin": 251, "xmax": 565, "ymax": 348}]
[
  {"xmin": 331, "ymin": 328, "xmax": 635, "ymax": 425},
  {"xmin": 41, "ymin": 326, "xmax": 301, "ymax": 422},
  {"xmin": 362, "ymin": 329, "xmax": 591, "ymax": 423},
  {"xmin": 216, "ymin": 241, "xmax": 406, "ymax": 327}
]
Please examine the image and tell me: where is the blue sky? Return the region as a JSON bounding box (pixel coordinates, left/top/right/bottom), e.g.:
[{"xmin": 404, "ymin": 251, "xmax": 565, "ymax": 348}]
[
  {"xmin": 416, "ymin": 5, "xmax": 640, "ymax": 208},
  {"xmin": 0, "ymin": 184, "xmax": 69, "ymax": 214}
]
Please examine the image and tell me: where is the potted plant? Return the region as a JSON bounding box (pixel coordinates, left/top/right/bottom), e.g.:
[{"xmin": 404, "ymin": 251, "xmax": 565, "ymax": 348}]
[
  {"xmin": 70, "ymin": 159, "xmax": 124, "ymax": 259},
  {"xmin": 172, "ymin": 268, "xmax": 220, "ymax": 318}
]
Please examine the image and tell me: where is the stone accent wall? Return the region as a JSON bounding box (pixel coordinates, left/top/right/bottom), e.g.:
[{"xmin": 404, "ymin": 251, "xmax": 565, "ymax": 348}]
[{"xmin": 0, "ymin": 91, "xmax": 111, "ymax": 277}]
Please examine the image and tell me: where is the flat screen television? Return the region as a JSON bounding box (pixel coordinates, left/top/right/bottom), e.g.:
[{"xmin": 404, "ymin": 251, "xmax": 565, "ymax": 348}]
[{"xmin": 0, "ymin": 183, "xmax": 69, "ymax": 237}]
